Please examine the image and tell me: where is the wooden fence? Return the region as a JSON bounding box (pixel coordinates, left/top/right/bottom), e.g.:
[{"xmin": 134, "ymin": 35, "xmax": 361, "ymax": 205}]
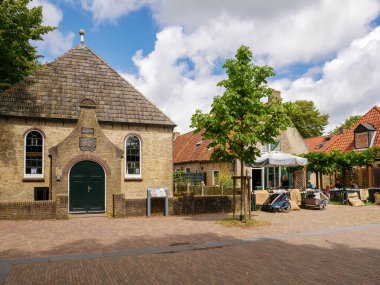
[{"xmin": 174, "ymin": 183, "xmax": 240, "ymax": 196}]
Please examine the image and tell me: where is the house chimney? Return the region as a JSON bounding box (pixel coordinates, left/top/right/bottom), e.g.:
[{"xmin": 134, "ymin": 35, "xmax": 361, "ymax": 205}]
[
  {"xmin": 339, "ymin": 127, "xmax": 347, "ymax": 134},
  {"xmin": 268, "ymin": 90, "xmax": 281, "ymax": 103},
  {"xmin": 173, "ymin": 131, "xmax": 180, "ymax": 141},
  {"xmin": 79, "ymin": 29, "xmax": 85, "ymax": 44}
]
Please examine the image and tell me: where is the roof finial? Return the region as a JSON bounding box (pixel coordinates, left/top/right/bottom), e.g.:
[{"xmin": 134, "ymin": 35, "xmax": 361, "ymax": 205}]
[{"xmin": 79, "ymin": 29, "xmax": 85, "ymax": 44}]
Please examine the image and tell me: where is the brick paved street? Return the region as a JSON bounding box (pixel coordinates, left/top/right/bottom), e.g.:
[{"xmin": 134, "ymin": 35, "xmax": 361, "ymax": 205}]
[{"xmin": 1, "ymin": 205, "xmax": 380, "ymax": 284}]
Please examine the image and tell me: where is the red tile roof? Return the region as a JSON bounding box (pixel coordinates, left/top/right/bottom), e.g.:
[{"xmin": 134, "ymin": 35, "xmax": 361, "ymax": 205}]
[
  {"xmin": 173, "ymin": 130, "xmax": 213, "ymax": 163},
  {"xmin": 304, "ymin": 134, "xmax": 341, "ymax": 153},
  {"xmin": 326, "ymin": 105, "xmax": 380, "ymax": 152}
]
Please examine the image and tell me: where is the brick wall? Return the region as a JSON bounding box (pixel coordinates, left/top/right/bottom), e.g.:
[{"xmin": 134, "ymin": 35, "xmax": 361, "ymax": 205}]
[
  {"xmin": 117, "ymin": 195, "xmax": 241, "ymax": 217},
  {"xmin": 124, "ymin": 197, "xmax": 171, "ymax": 216},
  {"xmin": 0, "ymin": 117, "xmax": 75, "ymax": 202},
  {"xmin": 55, "ymin": 194, "xmax": 68, "ymax": 220},
  {"xmin": 113, "ymin": 194, "xmax": 126, "ymax": 218},
  {"xmin": 172, "ymin": 195, "xmax": 242, "ymax": 215},
  {"xmin": 0, "ymin": 200, "xmax": 56, "ymax": 220},
  {"xmin": 103, "ymin": 123, "xmax": 173, "ymax": 198},
  {"xmin": 0, "ymin": 110, "xmax": 173, "ymax": 218}
]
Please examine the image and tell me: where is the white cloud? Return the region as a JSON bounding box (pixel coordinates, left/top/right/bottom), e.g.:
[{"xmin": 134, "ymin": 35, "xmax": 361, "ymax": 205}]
[
  {"xmin": 80, "ymin": 0, "xmax": 150, "ymax": 23},
  {"xmin": 274, "ymin": 26, "xmax": 380, "ymax": 132},
  {"xmin": 120, "ymin": 27, "xmax": 225, "ymax": 132},
  {"xmin": 81, "ymin": 0, "xmax": 380, "ymax": 66},
  {"xmin": 80, "ymin": 0, "xmax": 380, "ymax": 133},
  {"xmin": 30, "ymin": 0, "xmax": 74, "ymax": 58}
]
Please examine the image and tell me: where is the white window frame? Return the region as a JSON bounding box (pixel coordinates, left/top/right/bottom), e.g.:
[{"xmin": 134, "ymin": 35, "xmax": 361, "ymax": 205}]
[
  {"xmin": 212, "ymin": 170, "xmax": 220, "ymax": 186},
  {"xmin": 24, "ymin": 130, "xmax": 44, "ymax": 179},
  {"xmin": 125, "ymin": 135, "xmax": 142, "ymax": 179}
]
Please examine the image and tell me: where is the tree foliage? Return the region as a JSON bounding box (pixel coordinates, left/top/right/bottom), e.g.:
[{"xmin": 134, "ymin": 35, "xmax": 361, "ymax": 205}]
[
  {"xmin": 284, "ymin": 100, "xmax": 329, "ymax": 138},
  {"xmin": 191, "ymin": 45, "xmax": 291, "ymax": 169},
  {"xmin": 302, "ymin": 148, "xmax": 380, "ymax": 188},
  {"xmin": 329, "ymin": 115, "xmax": 361, "ymax": 134},
  {"xmin": 0, "ymin": 0, "xmax": 55, "ymax": 91},
  {"xmin": 191, "ymin": 45, "xmax": 291, "ymax": 220}
]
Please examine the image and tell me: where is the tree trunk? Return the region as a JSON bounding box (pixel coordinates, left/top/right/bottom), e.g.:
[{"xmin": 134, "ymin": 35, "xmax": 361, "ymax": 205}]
[
  {"xmin": 248, "ymin": 177, "xmax": 251, "ymax": 220},
  {"xmin": 316, "ymin": 171, "xmax": 319, "ymax": 189},
  {"xmin": 319, "ymin": 172, "xmax": 323, "ymax": 189},
  {"xmin": 233, "ymin": 178, "xmax": 236, "ymax": 219},
  {"xmin": 240, "ymin": 160, "xmax": 246, "ymax": 222}
]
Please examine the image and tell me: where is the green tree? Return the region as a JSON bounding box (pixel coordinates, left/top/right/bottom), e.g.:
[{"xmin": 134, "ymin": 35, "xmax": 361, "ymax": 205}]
[
  {"xmin": 284, "ymin": 100, "xmax": 329, "ymax": 138},
  {"xmin": 329, "ymin": 115, "xmax": 361, "ymax": 134},
  {"xmin": 303, "ymin": 148, "xmax": 380, "ymax": 190},
  {"xmin": 302, "ymin": 152, "xmax": 336, "ymax": 189},
  {"xmin": 191, "ymin": 45, "xmax": 291, "ymax": 221},
  {"xmin": 0, "ymin": 0, "xmax": 55, "ymax": 91}
]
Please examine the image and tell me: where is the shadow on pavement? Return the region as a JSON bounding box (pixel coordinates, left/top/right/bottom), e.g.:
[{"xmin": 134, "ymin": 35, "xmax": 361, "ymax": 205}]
[{"xmin": 3, "ymin": 238, "xmax": 380, "ymax": 285}]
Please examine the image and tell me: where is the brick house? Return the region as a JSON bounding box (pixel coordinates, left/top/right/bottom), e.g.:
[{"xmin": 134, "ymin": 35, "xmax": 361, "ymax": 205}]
[
  {"xmin": 174, "ymin": 127, "xmax": 309, "ymax": 189},
  {"xmin": 305, "ymin": 105, "xmax": 380, "ymax": 188},
  {"xmin": 0, "ymin": 39, "xmax": 175, "ymax": 216},
  {"xmin": 324, "ymin": 106, "xmax": 380, "ymax": 187}
]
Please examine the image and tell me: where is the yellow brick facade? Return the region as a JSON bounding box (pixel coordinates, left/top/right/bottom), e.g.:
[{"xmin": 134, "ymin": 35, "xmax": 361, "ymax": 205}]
[{"xmin": 0, "ymin": 109, "xmax": 173, "ymax": 214}]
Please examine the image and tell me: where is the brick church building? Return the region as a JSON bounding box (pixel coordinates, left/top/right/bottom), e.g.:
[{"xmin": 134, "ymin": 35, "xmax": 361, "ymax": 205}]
[{"xmin": 0, "ymin": 36, "xmax": 175, "ymax": 217}]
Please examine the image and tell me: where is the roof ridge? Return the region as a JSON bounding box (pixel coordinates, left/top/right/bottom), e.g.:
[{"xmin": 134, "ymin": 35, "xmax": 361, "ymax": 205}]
[
  {"xmin": 176, "ymin": 129, "xmax": 197, "ymax": 139},
  {"xmin": 82, "ymin": 45, "xmax": 176, "ymax": 127}
]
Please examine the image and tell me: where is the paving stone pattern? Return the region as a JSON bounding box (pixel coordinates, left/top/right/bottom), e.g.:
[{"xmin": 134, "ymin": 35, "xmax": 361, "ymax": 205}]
[{"xmin": 1, "ymin": 205, "xmax": 379, "ymax": 284}]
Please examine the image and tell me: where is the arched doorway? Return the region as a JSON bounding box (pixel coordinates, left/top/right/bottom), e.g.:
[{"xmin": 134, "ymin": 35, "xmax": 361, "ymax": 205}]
[{"xmin": 69, "ymin": 161, "xmax": 105, "ymax": 213}]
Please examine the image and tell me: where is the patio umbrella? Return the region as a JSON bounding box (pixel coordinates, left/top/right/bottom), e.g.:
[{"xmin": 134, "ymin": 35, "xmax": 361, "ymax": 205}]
[
  {"xmin": 250, "ymin": 151, "xmax": 308, "ymax": 167},
  {"xmin": 249, "ymin": 151, "xmax": 308, "ymax": 189}
]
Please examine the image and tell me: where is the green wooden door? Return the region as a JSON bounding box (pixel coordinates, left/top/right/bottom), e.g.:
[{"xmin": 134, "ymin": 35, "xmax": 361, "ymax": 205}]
[{"xmin": 69, "ymin": 161, "xmax": 105, "ymax": 213}]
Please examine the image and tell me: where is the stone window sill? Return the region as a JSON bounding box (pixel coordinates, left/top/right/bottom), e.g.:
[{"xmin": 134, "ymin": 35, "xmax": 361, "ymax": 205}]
[
  {"xmin": 23, "ymin": 177, "xmax": 45, "ymax": 182},
  {"xmin": 124, "ymin": 178, "xmax": 143, "ymax": 182}
]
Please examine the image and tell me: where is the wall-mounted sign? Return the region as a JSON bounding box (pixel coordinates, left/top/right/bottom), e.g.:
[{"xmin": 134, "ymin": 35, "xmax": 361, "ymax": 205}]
[
  {"xmin": 79, "ymin": 138, "xmax": 96, "ymax": 151},
  {"xmin": 81, "ymin": 127, "xmax": 94, "ymax": 135},
  {"xmin": 355, "ymin": 132, "xmax": 369, "ymax": 149}
]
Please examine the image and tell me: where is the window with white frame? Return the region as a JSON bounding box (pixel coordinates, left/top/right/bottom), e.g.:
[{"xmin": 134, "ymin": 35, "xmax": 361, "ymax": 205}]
[
  {"xmin": 125, "ymin": 135, "xmax": 141, "ymax": 177},
  {"xmin": 213, "ymin": 170, "xmax": 220, "ymax": 186},
  {"xmin": 24, "ymin": 131, "xmax": 44, "ymax": 177}
]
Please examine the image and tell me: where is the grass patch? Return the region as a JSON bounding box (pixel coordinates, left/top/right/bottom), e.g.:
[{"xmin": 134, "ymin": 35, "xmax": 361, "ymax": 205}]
[
  {"xmin": 363, "ymin": 201, "xmax": 375, "ymax": 206},
  {"xmin": 216, "ymin": 218, "xmax": 270, "ymax": 228}
]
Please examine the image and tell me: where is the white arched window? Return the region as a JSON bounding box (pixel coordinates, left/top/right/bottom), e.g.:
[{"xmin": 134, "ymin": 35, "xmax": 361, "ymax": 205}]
[
  {"xmin": 24, "ymin": 130, "xmax": 44, "ymax": 178},
  {"xmin": 125, "ymin": 135, "xmax": 141, "ymax": 178}
]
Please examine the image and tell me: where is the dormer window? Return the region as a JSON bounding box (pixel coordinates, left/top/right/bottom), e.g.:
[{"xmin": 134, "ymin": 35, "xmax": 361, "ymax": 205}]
[
  {"xmin": 354, "ymin": 123, "xmax": 376, "ymax": 149},
  {"xmin": 315, "ymin": 144, "xmax": 324, "ymax": 149},
  {"xmin": 195, "ymin": 138, "xmax": 204, "ymax": 147}
]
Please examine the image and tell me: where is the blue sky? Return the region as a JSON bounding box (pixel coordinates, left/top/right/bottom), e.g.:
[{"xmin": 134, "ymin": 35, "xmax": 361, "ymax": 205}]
[{"xmin": 34, "ymin": 0, "xmax": 380, "ymax": 133}]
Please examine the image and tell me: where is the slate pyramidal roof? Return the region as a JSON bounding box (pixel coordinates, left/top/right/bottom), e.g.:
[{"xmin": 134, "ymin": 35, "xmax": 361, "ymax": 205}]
[{"xmin": 0, "ymin": 44, "xmax": 176, "ymax": 127}]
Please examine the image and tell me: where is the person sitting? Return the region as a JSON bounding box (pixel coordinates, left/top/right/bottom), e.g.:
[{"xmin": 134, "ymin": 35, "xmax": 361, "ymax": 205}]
[
  {"xmin": 281, "ymin": 175, "xmax": 290, "ymax": 189},
  {"xmin": 323, "ymin": 185, "xmax": 331, "ymax": 198},
  {"xmin": 350, "ymin": 180, "xmax": 358, "ymax": 189},
  {"xmin": 306, "ymin": 181, "xmax": 314, "ymax": 189}
]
